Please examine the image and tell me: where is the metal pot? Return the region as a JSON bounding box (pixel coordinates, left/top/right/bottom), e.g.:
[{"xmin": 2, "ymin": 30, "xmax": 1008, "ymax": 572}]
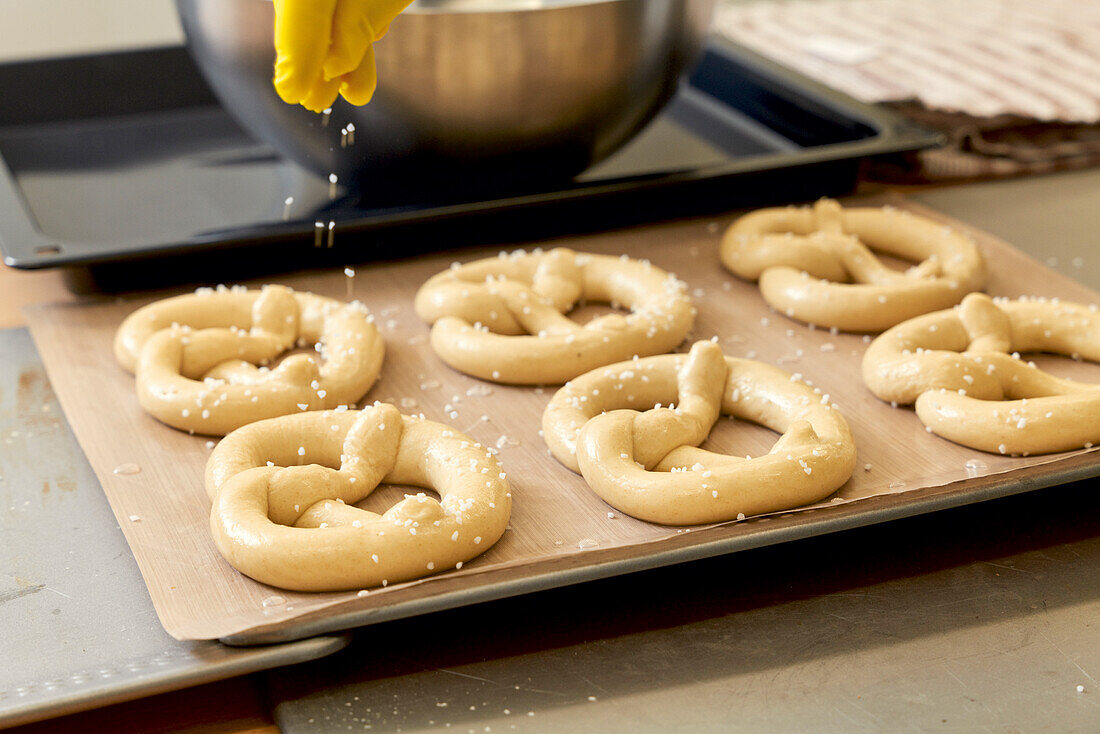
[{"xmin": 176, "ymin": 0, "xmax": 715, "ymax": 192}]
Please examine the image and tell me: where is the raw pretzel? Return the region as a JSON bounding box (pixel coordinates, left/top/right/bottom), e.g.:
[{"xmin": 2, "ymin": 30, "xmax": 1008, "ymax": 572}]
[
  {"xmin": 414, "ymin": 248, "xmax": 695, "ymax": 384},
  {"xmin": 863, "ymin": 293, "xmax": 1100, "ymax": 455},
  {"xmin": 720, "ymin": 199, "xmax": 986, "ymax": 332},
  {"xmin": 542, "ymin": 341, "xmax": 857, "ymax": 525},
  {"xmin": 114, "ymin": 285, "xmax": 384, "ymax": 435},
  {"xmin": 205, "ymin": 404, "xmax": 511, "ymax": 591}
]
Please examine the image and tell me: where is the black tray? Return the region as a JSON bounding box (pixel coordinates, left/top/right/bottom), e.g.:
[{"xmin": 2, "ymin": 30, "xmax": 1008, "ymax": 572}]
[{"xmin": 0, "ymin": 38, "xmax": 939, "ymax": 273}]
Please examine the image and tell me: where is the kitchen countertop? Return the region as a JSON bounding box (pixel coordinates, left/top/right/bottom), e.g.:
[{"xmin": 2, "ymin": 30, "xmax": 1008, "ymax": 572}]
[{"xmin": 2, "ymin": 4, "xmax": 1099, "ymax": 731}]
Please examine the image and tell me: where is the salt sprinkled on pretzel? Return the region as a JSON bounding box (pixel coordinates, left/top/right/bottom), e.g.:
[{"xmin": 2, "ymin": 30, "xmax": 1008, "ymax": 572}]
[
  {"xmin": 542, "ymin": 341, "xmax": 856, "ymax": 525},
  {"xmin": 862, "ymin": 292, "xmax": 1100, "ymax": 455},
  {"xmin": 114, "ymin": 284, "xmax": 384, "ymax": 435},
  {"xmin": 414, "ymin": 248, "xmax": 696, "ymax": 384},
  {"xmin": 205, "ymin": 404, "xmax": 511, "ymax": 591},
  {"xmin": 720, "ymin": 199, "xmax": 986, "ymax": 332}
]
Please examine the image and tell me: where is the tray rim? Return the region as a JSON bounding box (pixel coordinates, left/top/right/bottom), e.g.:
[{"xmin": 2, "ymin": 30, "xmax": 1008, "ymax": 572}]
[
  {"xmin": 0, "ymin": 632, "xmax": 349, "ymax": 729},
  {"xmin": 0, "ymin": 36, "xmax": 942, "ymax": 270}
]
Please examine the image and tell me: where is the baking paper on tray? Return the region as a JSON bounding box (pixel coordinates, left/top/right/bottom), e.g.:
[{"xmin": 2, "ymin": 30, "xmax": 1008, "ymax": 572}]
[{"xmin": 24, "ymin": 197, "xmax": 1100, "ymax": 641}]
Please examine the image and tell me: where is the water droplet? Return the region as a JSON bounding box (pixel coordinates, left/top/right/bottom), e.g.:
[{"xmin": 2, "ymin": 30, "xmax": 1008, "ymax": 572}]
[
  {"xmin": 577, "ymin": 538, "xmax": 599, "ymax": 549},
  {"xmin": 888, "ymin": 480, "xmax": 906, "ymax": 490},
  {"xmin": 964, "ymin": 459, "xmax": 988, "ymax": 477},
  {"xmin": 262, "ymin": 595, "xmax": 287, "ymax": 608},
  {"xmin": 112, "ymin": 463, "xmax": 141, "ymax": 476}
]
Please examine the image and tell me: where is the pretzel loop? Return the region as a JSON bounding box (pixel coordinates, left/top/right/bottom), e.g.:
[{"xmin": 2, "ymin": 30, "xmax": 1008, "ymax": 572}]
[
  {"xmin": 542, "ymin": 341, "xmax": 857, "ymax": 525},
  {"xmin": 862, "ymin": 293, "xmax": 1100, "ymax": 455},
  {"xmin": 206, "ymin": 405, "xmax": 512, "ymax": 591},
  {"xmin": 114, "ymin": 285, "xmax": 384, "ymax": 435},
  {"xmin": 720, "ymin": 199, "xmax": 986, "ymax": 332},
  {"xmin": 414, "ymin": 248, "xmax": 695, "ymax": 384}
]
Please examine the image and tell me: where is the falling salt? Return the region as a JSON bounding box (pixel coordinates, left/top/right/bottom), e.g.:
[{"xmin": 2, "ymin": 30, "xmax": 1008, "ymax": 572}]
[
  {"xmin": 577, "ymin": 538, "xmax": 599, "ymax": 549},
  {"xmin": 344, "ymin": 266, "xmax": 356, "ymax": 300},
  {"xmin": 419, "ymin": 379, "xmax": 441, "ymax": 391},
  {"xmin": 400, "ymin": 397, "xmax": 419, "ymax": 410},
  {"xmin": 321, "ymin": 107, "xmax": 332, "ymax": 126},
  {"xmin": 467, "ymin": 384, "xmax": 493, "ymax": 397},
  {"xmin": 113, "ymin": 463, "xmax": 142, "ymax": 476},
  {"xmin": 964, "ymin": 459, "xmax": 988, "ymax": 477},
  {"xmin": 329, "ymin": 173, "xmax": 339, "ymax": 200},
  {"xmin": 282, "ymin": 196, "xmax": 294, "ymax": 221},
  {"xmin": 314, "ymin": 221, "xmax": 325, "ymax": 248},
  {"xmin": 326, "ymin": 220, "xmax": 335, "ymax": 248}
]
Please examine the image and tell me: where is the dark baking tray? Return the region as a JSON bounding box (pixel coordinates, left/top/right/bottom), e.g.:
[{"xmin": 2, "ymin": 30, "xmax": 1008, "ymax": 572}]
[{"xmin": 0, "ymin": 37, "xmax": 939, "ymax": 272}]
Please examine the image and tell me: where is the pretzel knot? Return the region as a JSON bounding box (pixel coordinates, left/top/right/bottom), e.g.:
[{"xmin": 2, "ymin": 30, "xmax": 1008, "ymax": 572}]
[
  {"xmin": 720, "ymin": 199, "xmax": 986, "ymax": 332},
  {"xmin": 205, "ymin": 404, "xmax": 511, "ymax": 591},
  {"xmin": 542, "ymin": 341, "xmax": 857, "ymax": 525},
  {"xmin": 863, "ymin": 293, "xmax": 1100, "ymax": 455},
  {"xmin": 414, "ymin": 248, "xmax": 696, "ymax": 384},
  {"xmin": 114, "ymin": 285, "xmax": 384, "ymax": 435}
]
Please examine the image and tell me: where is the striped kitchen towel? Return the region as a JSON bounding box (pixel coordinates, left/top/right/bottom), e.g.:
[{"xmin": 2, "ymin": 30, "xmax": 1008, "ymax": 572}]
[{"xmin": 714, "ymin": 0, "xmax": 1100, "ymax": 180}]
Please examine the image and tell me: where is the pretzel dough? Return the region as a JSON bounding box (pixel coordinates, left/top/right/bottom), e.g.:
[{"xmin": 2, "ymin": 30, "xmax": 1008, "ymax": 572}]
[
  {"xmin": 863, "ymin": 293, "xmax": 1100, "ymax": 455},
  {"xmin": 114, "ymin": 285, "xmax": 384, "ymax": 435},
  {"xmin": 205, "ymin": 404, "xmax": 511, "ymax": 591},
  {"xmin": 542, "ymin": 341, "xmax": 857, "ymax": 524},
  {"xmin": 720, "ymin": 199, "xmax": 986, "ymax": 332},
  {"xmin": 414, "ymin": 248, "xmax": 695, "ymax": 384}
]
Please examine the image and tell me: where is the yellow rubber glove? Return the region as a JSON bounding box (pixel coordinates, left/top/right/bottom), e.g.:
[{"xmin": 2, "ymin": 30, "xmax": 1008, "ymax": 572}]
[{"xmin": 272, "ymin": 0, "xmax": 412, "ymax": 113}]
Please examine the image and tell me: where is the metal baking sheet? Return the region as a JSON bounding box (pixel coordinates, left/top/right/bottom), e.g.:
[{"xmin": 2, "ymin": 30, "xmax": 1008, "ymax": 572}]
[
  {"xmin": 0, "ymin": 39, "xmax": 939, "ymax": 271},
  {"xmin": 21, "ymin": 198, "xmax": 1100, "ymax": 646},
  {"xmin": 0, "ymin": 328, "xmax": 349, "ymax": 729}
]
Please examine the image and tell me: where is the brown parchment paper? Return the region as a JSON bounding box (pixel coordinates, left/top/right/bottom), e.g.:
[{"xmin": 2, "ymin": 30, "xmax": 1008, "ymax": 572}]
[{"xmin": 24, "ymin": 197, "xmax": 1100, "ymax": 641}]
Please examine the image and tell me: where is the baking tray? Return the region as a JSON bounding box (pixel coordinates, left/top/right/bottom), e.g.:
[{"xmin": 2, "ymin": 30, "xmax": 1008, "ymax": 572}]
[
  {"xmin": 21, "ymin": 198, "xmax": 1100, "ymax": 646},
  {"xmin": 0, "ymin": 38, "xmax": 939, "ymax": 271},
  {"xmin": 0, "ymin": 329, "xmax": 349, "ymax": 729}
]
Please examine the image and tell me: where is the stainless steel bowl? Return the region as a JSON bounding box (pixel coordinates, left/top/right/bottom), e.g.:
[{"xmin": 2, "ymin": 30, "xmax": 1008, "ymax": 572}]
[{"xmin": 176, "ymin": 0, "xmax": 715, "ymax": 191}]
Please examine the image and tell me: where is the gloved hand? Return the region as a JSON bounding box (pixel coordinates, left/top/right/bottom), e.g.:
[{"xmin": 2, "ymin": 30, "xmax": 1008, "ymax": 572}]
[{"xmin": 272, "ymin": 0, "xmax": 412, "ymax": 113}]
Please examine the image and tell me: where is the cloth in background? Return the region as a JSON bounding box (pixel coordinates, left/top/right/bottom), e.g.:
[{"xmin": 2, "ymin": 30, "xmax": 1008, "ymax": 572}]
[{"xmin": 713, "ymin": 0, "xmax": 1100, "ymax": 181}]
